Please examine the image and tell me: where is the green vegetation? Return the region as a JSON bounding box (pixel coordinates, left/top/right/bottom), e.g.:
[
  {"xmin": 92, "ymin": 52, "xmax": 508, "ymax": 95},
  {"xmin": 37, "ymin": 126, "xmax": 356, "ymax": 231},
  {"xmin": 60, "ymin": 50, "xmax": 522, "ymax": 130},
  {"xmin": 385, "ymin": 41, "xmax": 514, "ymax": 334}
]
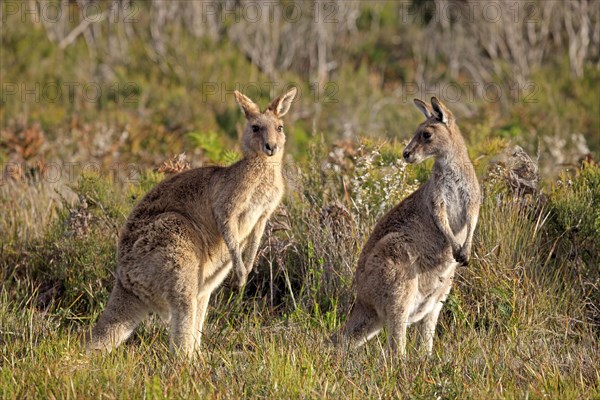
[
  {"xmin": 1, "ymin": 141, "xmax": 598, "ymax": 398},
  {"xmin": 1, "ymin": 1, "xmax": 599, "ymax": 398}
]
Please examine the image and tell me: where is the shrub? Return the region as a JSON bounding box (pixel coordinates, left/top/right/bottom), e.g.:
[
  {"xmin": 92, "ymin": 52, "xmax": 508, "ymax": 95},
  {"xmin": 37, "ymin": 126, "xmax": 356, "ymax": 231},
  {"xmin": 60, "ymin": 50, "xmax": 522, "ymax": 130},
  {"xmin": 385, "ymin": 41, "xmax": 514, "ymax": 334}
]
[{"xmin": 547, "ymin": 162, "xmax": 600, "ymax": 328}]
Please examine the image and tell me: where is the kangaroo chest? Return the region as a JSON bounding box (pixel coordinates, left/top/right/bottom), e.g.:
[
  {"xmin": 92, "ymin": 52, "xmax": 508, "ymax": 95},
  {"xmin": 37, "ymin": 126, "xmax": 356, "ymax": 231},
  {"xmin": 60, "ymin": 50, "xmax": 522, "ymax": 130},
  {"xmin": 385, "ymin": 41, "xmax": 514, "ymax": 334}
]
[
  {"xmin": 237, "ymin": 186, "xmax": 281, "ymax": 239},
  {"xmin": 203, "ymin": 185, "xmax": 280, "ymax": 287},
  {"xmin": 439, "ymin": 178, "xmax": 469, "ymax": 233}
]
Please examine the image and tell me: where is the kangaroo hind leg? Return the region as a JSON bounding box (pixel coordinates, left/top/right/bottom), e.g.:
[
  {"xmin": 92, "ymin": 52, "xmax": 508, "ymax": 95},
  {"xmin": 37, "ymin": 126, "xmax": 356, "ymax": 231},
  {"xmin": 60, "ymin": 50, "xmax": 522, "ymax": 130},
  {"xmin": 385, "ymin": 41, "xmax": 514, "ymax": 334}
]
[
  {"xmin": 88, "ymin": 279, "xmax": 149, "ymax": 351},
  {"xmin": 338, "ymin": 301, "xmax": 383, "ymax": 348}
]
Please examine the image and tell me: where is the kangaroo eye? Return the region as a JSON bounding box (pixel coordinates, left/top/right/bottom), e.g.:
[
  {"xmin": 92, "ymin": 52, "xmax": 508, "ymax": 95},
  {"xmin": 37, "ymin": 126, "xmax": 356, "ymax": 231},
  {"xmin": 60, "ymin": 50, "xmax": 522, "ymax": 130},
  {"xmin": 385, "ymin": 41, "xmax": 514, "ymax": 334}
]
[
  {"xmin": 252, "ymin": 125, "xmax": 260, "ymax": 133},
  {"xmin": 423, "ymin": 131, "xmax": 432, "ymax": 140},
  {"xmin": 277, "ymin": 125, "xmax": 283, "ymax": 132}
]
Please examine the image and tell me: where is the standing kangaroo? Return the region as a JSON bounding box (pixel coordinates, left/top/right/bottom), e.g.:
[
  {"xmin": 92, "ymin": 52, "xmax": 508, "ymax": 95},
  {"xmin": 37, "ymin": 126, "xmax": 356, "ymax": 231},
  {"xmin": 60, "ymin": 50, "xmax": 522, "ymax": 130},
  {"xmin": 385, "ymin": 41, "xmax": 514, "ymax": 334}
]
[
  {"xmin": 88, "ymin": 88, "xmax": 297, "ymax": 355},
  {"xmin": 339, "ymin": 97, "xmax": 481, "ymax": 355}
]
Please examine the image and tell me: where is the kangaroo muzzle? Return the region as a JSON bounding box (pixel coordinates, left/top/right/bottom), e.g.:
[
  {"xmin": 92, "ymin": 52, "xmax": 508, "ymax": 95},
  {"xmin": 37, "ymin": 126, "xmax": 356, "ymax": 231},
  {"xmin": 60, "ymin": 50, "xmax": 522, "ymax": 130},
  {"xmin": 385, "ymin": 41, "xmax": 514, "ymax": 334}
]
[
  {"xmin": 264, "ymin": 143, "xmax": 278, "ymax": 156},
  {"xmin": 403, "ymin": 143, "xmax": 417, "ymax": 163}
]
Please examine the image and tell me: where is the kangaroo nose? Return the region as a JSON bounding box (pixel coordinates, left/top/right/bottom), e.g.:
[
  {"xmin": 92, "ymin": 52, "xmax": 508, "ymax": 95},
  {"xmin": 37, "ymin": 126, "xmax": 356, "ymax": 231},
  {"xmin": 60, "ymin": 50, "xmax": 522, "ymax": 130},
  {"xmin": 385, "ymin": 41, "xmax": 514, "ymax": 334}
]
[
  {"xmin": 264, "ymin": 143, "xmax": 278, "ymax": 155},
  {"xmin": 403, "ymin": 150, "xmax": 410, "ymax": 160}
]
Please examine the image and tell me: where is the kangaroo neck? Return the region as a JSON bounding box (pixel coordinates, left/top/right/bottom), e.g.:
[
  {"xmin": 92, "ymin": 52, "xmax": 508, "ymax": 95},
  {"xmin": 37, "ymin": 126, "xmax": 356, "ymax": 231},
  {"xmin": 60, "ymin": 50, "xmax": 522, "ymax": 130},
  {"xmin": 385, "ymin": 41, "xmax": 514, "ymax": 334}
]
[
  {"xmin": 432, "ymin": 145, "xmax": 472, "ymax": 181},
  {"xmin": 236, "ymin": 154, "xmax": 284, "ymax": 181}
]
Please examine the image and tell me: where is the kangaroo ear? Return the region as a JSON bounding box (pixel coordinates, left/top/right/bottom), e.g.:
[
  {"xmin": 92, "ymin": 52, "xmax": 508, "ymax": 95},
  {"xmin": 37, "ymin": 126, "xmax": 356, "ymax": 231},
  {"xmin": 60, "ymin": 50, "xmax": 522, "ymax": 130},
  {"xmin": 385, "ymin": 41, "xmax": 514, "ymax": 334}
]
[
  {"xmin": 413, "ymin": 98, "xmax": 433, "ymax": 119},
  {"xmin": 234, "ymin": 91, "xmax": 260, "ymax": 118},
  {"xmin": 268, "ymin": 87, "xmax": 297, "ymax": 117},
  {"xmin": 430, "ymin": 97, "xmax": 452, "ymax": 125}
]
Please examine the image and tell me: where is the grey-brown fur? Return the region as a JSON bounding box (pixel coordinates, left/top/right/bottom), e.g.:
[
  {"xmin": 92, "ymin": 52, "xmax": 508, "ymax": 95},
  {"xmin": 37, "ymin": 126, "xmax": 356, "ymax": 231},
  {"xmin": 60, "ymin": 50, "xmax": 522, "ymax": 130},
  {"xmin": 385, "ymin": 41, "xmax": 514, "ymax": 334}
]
[
  {"xmin": 338, "ymin": 97, "xmax": 481, "ymax": 355},
  {"xmin": 88, "ymin": 88, "xmax": 297, "ymax": 355}
]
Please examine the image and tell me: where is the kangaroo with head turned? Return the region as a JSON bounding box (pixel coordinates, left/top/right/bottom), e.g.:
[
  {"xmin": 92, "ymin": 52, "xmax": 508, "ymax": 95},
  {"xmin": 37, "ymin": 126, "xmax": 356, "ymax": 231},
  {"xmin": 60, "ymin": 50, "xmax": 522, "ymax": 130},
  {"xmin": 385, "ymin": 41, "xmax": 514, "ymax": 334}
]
[
  {"xmin": 88, "ymin": 88, "xmax": 297, "ymax": 356},
  {"xmin": 338, "ymin": 97, "xmax": 481, "ymax": 355}
]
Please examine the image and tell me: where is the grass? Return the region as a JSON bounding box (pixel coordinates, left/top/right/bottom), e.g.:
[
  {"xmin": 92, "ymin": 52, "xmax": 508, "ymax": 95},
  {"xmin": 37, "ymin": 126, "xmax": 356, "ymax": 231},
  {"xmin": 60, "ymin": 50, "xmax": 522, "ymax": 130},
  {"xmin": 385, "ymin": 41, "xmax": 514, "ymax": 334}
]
[
  {"xmin": 1, "ymin": 140, "xmax": 598, "ymax": 399},
  {"xmin": 1, "ymin": 299, "xmax": 597, "ymax": 398}
]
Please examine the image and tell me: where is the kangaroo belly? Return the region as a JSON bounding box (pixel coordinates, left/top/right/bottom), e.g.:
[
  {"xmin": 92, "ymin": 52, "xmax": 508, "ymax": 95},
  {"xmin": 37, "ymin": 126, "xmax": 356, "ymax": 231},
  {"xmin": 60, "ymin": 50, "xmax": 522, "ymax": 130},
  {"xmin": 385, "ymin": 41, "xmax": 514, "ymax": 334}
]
[
  {"xmin": 237, "ymin": 192, "xmax": 280, "ymax": 239},
  {"xmin": 238, "ymin": 207, "xmax": 265, "ymax": 238},
  {"xmin": 407, "ymin": 262, "xmax": 457, "ymax": 323},
  {"xmin": 199, "ymin": 258, "xmax": 232, "ymax": 296}
]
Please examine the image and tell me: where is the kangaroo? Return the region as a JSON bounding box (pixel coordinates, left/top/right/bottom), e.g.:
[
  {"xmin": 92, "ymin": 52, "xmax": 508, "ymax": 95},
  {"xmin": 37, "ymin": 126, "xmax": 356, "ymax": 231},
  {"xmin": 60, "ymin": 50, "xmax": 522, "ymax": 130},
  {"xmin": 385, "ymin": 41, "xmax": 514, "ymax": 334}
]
[
  {"xmin": 88, "ymin": 87, "xmax": 297, "ymax": 355},
  {"xmin": 338, "ymin": 97, "xmax": 481, "ymax": 355}
]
